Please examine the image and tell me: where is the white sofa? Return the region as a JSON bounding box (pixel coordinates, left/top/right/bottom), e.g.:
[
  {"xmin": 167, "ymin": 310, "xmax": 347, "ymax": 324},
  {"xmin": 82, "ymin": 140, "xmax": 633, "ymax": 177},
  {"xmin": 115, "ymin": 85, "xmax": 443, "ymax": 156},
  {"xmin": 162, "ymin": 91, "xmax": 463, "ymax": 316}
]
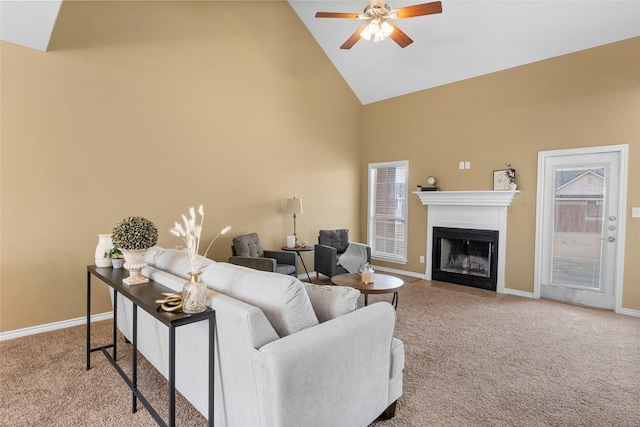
[{"xmin": 111, "ymin": 246, "xmax": 404, "ymax": 427}]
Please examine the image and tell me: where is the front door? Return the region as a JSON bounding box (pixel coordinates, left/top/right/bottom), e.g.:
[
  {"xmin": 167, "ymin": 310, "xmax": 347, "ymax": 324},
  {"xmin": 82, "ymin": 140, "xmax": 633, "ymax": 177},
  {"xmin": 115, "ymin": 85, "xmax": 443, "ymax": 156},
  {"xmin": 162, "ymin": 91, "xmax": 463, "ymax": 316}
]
[{"xmin": 535, "ymin": 146, "xmax": 627, "ymax": 310}]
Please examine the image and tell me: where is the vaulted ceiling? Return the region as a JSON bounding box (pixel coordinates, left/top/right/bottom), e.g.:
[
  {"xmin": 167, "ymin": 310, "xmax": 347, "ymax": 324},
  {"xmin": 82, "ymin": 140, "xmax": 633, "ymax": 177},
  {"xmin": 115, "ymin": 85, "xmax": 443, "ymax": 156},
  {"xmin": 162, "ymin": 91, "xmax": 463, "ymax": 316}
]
[{"xmin": 2, "ymin": 1, "xmax": 639, "ymax": 104}]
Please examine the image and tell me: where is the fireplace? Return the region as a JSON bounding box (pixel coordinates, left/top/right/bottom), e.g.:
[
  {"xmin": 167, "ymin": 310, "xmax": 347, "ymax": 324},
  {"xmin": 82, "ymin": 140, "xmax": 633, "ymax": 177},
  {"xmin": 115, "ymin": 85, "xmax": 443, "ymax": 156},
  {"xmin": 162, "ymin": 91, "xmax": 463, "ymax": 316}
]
[
  {"xmin": 413, "ymin": 190, "xmax": 519, "ymax": 294},
  {"xmin": 432, "ymin": 227, "xmax": 499, "ymax": 291}
]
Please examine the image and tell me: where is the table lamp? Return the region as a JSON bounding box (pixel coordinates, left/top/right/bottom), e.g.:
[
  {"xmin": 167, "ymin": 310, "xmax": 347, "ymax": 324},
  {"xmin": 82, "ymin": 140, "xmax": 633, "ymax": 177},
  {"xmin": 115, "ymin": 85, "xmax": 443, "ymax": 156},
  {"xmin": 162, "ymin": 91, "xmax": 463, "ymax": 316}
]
[{"xmin": 286, "ymin": 197, "xmax": 303, "ymax": 245}]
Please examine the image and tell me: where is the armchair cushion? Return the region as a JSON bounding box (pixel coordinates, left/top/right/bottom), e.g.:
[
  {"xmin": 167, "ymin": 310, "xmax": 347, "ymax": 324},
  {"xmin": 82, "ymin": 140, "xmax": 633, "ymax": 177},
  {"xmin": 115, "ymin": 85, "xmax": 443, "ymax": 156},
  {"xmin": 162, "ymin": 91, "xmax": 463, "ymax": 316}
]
[
  {"xmin": 233, "ymin": 233, "xmax": 265, "ymax": 257},
  {"xmin": 231, "ymin": 233, "xmax": 297, "ymax": 276},
  {"xmin": 318, "ymin": 229, "xmax": 349, "ymax": 254},
  {"xmin": 228, "ymin": 256, "xmax": 276, "ymax": 272}
]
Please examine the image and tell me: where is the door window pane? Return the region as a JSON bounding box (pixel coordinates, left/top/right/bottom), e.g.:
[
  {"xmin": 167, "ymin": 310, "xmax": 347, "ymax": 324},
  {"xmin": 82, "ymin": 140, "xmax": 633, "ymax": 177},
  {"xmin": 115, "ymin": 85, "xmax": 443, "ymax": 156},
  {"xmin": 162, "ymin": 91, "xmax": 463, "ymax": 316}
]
[{"xmin": 551, "ymin": 167, "xmax": 605, "ymax": 288}]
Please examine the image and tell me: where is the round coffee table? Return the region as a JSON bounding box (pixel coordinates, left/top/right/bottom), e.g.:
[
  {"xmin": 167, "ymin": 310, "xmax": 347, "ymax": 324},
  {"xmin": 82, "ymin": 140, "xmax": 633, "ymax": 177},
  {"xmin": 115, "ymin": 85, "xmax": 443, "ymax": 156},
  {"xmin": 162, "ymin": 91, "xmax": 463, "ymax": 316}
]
[{"xmin": 331, "ymin": 273, "xmax": 404, "ymax": 309}]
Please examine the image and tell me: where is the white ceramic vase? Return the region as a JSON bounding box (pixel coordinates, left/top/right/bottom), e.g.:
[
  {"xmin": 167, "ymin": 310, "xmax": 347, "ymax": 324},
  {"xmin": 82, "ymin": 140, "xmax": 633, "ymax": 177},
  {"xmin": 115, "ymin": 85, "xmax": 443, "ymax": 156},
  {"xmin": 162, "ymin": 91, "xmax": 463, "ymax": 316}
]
[
  {"xmin": 121, "ymin": 249, "xmax": 149, "ymax": 285},
  {"xmin": 509, "ymin": 182, "xmax": 518, "ymax": 190},
  {"xmin": 95, "ymin": 234, "xmax": 113, "ymax": 267}
]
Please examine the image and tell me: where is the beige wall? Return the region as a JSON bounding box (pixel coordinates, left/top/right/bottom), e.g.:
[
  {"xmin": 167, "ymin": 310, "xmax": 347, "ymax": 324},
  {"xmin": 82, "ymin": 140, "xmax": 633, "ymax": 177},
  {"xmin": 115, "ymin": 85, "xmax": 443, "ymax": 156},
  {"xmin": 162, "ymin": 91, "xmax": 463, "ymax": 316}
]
[
  {"xmin": 361, "ymin": 38, "xmax": 640, "ymax": 310},
  {"xmin": 0, "ymin": 1, "xmax": 363, "ymax": 332},
  {"xmin": 2, "ymin": 3, "xmax": 638, "ymax": 334}
]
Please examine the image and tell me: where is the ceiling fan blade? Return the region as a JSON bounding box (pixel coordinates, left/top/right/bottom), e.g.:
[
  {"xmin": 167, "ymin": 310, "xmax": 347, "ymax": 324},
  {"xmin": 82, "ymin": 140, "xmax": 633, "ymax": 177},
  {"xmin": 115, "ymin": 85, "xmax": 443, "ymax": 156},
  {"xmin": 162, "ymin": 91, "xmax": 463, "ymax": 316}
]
[
  {"xmin": 388, "ymin": 23, "xmax": 413, "ymax": 48},
  {"xmin": 340, "ymin": 25, "xmax": 368, "ymax": 49},
  {"xmin": 315, "ymin": 12, "xmax": 360, "ymax": 19},
  {"xmin": 395, "ymin": 1, "xmax": 442, "ymax": 19}
]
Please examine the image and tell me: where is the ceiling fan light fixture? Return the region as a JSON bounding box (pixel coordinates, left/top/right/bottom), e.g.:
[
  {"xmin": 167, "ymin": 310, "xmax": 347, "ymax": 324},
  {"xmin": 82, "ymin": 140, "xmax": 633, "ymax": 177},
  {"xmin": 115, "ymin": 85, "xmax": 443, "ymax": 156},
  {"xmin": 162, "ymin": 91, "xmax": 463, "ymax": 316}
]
[
  {"xmin": 315, "ymin": 1, "xmax": 443, "ymax": 49},
  {"xmin": 381, "ymin": 21, "xmax": 394, "ymax": 37},
  {"xmin": 360, "ymin": 26, "xmax": 372, "ymax": 40},
  {"xmin": 361, "ymin": 18, "xmax": 392, "ymax": 42}
]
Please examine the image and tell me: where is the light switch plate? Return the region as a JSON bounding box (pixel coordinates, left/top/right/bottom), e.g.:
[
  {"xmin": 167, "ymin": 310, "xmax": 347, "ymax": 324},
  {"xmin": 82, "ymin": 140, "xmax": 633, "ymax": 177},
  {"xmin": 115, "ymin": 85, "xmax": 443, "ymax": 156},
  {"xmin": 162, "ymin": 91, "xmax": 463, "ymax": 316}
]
[{"xmin": 632, "ymin": 207, "xmax": 640, "ymax": 218}]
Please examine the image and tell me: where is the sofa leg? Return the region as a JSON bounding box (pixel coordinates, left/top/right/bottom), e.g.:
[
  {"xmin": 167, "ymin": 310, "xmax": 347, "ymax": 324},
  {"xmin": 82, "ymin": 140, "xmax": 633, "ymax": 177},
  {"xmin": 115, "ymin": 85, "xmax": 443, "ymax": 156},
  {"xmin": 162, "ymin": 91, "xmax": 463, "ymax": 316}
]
[{"xmin": 379, "ymin": 401, "xmax": 397, "ymax": 420}]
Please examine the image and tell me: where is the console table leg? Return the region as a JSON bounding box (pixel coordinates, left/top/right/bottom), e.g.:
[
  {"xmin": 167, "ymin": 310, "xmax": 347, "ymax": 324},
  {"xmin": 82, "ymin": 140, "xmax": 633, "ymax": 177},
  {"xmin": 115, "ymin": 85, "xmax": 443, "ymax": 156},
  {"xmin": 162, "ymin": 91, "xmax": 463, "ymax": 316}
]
[
  {"xmin": 209, "ymin": 314, "xmax": 215, "ymax": 427},
  {"xmin": 113, "ymin": 290, "xmax": 118, "ymax": 361},
  {"xmin": 86, "ymin": 271, "xmax": 91, "ymax": 370},
  {"xmin": 132, "ymin": 304, "xmax": 138, "ymax": 413},
  {"xmin": 169, "ymin": 325, "xmax": 176, "ymax": 427}
]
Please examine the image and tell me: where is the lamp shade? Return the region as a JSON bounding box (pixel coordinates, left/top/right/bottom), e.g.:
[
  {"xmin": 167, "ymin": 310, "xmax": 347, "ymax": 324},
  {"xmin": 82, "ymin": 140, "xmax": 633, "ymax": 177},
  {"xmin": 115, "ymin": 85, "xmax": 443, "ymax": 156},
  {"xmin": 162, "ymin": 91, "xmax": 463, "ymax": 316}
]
[{"xmin": 286, "ymin": 197, "xmax": 303, "ymax": 215}]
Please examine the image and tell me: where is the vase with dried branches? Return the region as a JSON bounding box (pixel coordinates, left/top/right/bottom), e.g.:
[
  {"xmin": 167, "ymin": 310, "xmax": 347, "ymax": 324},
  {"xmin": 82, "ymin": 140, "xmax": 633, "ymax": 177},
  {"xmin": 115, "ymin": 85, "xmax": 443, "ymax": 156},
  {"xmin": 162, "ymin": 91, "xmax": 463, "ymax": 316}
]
[{"xmin": 170, "ymin": 205, "xmax": 231, "ymax": 314}]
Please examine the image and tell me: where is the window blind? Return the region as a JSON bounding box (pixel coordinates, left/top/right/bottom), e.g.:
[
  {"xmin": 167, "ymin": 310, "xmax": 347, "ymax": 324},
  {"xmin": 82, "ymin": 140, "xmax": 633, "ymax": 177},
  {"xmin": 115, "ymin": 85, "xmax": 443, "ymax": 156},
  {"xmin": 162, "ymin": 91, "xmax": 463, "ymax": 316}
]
[{"xmin": 368, "ymin": 161, "xmax": 408, "ymax": 263}]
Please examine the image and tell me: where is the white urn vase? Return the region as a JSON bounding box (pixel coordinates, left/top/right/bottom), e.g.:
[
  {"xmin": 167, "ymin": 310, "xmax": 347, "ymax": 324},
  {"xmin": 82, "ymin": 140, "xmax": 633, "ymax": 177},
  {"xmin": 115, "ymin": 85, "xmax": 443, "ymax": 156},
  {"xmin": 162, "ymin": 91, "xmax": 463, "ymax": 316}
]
[
  {"xmin": 95, "ymin": 234, "xmax": 113, "ymax": 267},
  {"xmin": 121, "ymin": 249, "xmax": 149, "ymax": 285}
]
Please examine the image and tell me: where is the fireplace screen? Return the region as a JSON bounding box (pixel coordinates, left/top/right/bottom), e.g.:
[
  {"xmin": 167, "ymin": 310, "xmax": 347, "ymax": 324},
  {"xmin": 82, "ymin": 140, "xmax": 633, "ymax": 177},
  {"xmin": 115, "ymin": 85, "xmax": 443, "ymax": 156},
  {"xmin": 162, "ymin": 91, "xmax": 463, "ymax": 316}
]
[
  {"xmin": 440, "ymin": 238, "xmax": 492, "ymax": 278},
  {"xmin": 432, "ymin": 227, "xmax": 499, "ymax": 291}
]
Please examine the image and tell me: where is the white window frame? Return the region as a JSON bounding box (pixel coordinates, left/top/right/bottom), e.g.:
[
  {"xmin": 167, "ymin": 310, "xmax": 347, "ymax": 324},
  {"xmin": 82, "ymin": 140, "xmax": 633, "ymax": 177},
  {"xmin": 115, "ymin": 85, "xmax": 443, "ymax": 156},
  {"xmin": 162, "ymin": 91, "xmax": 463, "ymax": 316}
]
[{"xmin": 367, "ymin": 160, "xmax": 409, "ymax": 264}]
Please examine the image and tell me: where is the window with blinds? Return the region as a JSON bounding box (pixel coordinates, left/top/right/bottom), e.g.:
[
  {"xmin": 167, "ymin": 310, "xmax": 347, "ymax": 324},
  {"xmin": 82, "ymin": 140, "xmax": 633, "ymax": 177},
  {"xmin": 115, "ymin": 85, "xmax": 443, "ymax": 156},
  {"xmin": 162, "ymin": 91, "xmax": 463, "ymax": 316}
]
[{"xmin": 367, "ymin": 161, "xmax": 408, "ymax": 264}]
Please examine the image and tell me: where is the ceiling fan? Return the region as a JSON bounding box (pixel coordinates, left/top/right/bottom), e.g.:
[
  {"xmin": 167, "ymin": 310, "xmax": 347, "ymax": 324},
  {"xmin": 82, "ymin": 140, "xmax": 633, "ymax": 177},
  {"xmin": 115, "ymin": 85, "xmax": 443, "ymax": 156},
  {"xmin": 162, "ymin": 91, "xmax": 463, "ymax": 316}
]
[{"xmin": 315, "ymin": 0, "xmax": 442, "ymax": 49}]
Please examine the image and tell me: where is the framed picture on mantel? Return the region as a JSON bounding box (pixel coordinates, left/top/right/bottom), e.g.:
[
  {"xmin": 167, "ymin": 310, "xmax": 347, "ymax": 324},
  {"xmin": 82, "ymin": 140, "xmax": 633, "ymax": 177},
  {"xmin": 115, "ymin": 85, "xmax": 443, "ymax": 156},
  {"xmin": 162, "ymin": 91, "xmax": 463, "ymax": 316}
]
[{"xmin": 493, "ymin": 169, "xmax": 511, "ymax": 190}]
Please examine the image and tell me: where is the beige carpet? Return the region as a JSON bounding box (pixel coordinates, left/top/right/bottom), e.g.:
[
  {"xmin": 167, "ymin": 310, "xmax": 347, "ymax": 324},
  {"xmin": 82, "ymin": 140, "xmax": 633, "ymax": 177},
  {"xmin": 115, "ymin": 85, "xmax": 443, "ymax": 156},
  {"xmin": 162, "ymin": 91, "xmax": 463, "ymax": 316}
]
[{"xmin": 1, "ymin": 278, "xmax": 638, "ymax": 426}]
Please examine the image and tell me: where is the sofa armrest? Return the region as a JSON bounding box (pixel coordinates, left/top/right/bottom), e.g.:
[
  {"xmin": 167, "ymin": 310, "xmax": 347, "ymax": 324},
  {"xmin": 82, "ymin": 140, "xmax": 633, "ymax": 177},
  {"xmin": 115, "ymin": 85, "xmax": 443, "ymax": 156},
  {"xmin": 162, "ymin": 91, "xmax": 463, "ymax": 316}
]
[
  {"xmin": 263, "ymin": 250, "xmax": 298, "ymax": 269},
  {"xmin": 251, "ymin": 302, "xmax": 399, "ymax": 427},
  {"xmin": 228, "ymin": 256, "xmax": 276, "ymax": 272},
  {"xmin": 314, "ymin": 244, "xmax": 338, "ymax": 278}
]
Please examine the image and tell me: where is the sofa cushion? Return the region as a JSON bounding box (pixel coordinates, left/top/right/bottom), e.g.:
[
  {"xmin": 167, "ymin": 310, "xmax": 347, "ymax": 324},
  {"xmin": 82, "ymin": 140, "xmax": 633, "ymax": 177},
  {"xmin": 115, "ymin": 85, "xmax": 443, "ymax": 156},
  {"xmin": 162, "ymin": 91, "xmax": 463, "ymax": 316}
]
[
  {"xmin": 150, "ymin": 247, "xmax": 215, "ymax": 279},
  {"xmin": 304, "ymin": 284, "xmax": 360, "ymax": 323},
  {"xmin": 145, "ymin": 246, "xmax": 166, "ymax": 266},
  {"xmin": 200, "ymin": 262, "xmax": 318, "ymax": 337}
]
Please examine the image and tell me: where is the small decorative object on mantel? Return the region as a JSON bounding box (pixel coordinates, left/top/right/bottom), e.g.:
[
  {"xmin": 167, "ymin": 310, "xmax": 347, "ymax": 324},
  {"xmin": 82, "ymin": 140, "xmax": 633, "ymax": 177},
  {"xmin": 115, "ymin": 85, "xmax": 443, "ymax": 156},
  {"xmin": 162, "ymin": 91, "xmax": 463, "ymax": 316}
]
[
  {"xmin": 493, "ymin": 164, "xmax": 517, "ymax": 191},
  {"xmin": 417, "ymin": 176, "xmax": 440, "ymax": 191},
  {"xmin": 111, "ymin": 216, "xmax": 158, "ymax": 285},
  {"xmin": 170, "ymin": 204, "xmax": 231, "ymax": 314}
]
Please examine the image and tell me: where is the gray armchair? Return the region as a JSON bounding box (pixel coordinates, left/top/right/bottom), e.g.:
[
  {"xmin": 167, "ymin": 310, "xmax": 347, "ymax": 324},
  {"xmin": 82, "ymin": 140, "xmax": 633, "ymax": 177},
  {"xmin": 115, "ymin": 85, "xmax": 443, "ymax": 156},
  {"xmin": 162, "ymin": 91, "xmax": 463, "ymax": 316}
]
[
  {"xmin": 229, "ymin": 233, "xmax": 298, "ymax": 276},
  {"xmin": 314, "ymin": 229, "xmax": 371, "ymax": 279}
]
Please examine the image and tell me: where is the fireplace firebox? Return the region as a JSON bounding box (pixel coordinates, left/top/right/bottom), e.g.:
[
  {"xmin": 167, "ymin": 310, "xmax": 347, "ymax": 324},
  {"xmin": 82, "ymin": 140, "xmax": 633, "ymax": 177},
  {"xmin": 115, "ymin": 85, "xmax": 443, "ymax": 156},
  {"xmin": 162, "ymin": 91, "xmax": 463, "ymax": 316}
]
[{"xmin": 432, "ymin": 227, "xmax": 499, "ymax": 291}]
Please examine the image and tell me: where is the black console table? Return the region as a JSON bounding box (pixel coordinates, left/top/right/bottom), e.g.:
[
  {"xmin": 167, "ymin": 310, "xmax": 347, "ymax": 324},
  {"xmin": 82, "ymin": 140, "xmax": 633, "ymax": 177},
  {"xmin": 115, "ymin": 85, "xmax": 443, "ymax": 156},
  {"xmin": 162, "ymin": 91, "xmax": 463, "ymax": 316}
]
[{"xmin": 86, "ymin": 266, "xmax": 215, "ymax": 427}]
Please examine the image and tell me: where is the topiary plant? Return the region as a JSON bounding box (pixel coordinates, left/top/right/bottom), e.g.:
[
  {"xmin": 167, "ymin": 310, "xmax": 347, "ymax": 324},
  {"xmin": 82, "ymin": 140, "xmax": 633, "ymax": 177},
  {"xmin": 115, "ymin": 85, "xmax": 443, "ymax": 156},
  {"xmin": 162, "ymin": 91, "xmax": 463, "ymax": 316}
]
[{"xmin": 111, "ymin": 216, "xmax": 158, "ymax": 250}]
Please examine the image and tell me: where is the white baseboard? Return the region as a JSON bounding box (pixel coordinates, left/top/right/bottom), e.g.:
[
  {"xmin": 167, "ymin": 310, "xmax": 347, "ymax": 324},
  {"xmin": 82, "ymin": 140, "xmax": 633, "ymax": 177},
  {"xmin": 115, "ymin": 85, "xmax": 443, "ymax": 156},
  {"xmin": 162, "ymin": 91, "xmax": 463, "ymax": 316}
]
[
  {"xmin": 371, "ymin": 265, "xmax": 426, "ymax": 280},
  {"xmin": 500, "ymin": 288, "xmax": 536, "ymax": 298},
  {"xmin": 0, "ymin": 312, "xmax": 113, "ymax": 342},
  {"xmin": 616, "ymin": 307, "xmax": 640, "ymax": 317}
]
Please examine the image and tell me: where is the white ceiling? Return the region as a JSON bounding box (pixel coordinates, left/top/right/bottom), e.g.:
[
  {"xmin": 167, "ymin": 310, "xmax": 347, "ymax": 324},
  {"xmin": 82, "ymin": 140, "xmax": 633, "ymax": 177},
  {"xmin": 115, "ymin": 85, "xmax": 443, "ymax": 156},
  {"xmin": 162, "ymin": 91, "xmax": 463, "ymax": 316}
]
[
  {"xmin": 289, "ymin": 0, "xmax": 640, "ymax": 104},
  {"xmin": 0, "ymin": 0, "xmax": 62, "ymax": 51},
  {"xmin": 1, "ymin": 1, "xmax": 639, "ymax": 104}
]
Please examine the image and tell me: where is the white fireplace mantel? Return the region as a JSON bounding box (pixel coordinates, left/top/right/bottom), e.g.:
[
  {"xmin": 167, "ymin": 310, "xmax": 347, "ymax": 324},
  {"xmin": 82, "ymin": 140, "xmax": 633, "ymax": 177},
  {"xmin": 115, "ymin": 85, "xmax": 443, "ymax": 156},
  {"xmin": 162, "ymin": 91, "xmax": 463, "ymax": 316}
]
[
  {"xmin": 414, "ymin": 190, "xmax": 519, "ymax": 293},
  {"xmin": 413, "ymin": 190, "xmax": 519, "ymax": 207}
]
